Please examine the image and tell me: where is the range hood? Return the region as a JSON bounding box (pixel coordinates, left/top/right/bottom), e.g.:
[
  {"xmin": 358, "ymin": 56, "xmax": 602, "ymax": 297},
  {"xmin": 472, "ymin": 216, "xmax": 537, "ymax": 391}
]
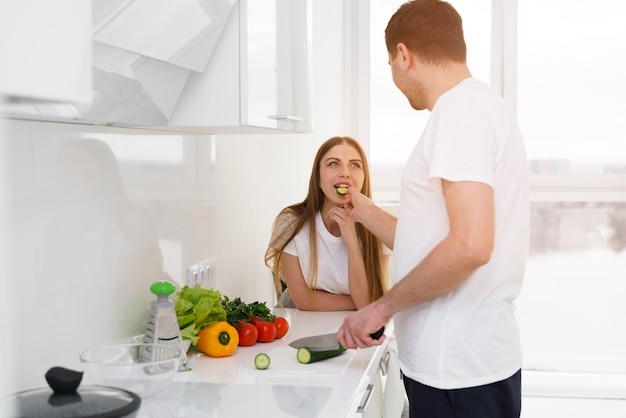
[{"xmin": 3, "ymin": 0, "xmax": 237, "ymax": 128}]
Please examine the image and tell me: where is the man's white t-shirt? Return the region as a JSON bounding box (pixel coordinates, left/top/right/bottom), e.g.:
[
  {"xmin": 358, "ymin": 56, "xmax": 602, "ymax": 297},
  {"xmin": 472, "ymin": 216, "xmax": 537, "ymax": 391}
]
[
  {"xmin": 393, "ymin": 77, "xmax": 530, "ymax": 389},
  {"xmin": 283, "ymin": 212, "xmax": 350, "ymax": 294}
]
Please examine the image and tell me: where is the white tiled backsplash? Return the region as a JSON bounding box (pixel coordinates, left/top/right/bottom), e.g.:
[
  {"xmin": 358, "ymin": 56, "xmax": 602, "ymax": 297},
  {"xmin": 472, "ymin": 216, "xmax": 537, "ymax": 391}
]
[{"xmin": 5, "ymin": 119, "xmax": 216, "ymax": 391}]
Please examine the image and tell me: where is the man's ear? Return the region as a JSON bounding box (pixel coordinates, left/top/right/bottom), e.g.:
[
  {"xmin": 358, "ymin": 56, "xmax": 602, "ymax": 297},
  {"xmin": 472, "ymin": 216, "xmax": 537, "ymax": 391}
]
[{"xmin": 396, "ymin": 43, "xmax": 412, "ymax": 70}]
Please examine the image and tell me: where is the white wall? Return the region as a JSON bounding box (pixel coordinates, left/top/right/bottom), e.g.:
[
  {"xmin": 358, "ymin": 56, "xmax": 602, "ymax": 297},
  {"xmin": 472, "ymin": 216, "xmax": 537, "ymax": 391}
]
[
  {"xmin": 1, "ymin": 8, "xmax": 14, "ymax": 415},
  {"xmin": 0, "ymin": 104, "xmax": 12, "ymax": 417}
]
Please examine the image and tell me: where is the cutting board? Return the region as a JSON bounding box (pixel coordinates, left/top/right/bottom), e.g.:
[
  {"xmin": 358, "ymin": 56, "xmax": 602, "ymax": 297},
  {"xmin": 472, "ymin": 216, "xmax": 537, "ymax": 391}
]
[{"xmin": 243, "ymin": 346, "xmax": 355, "ymax": 378}]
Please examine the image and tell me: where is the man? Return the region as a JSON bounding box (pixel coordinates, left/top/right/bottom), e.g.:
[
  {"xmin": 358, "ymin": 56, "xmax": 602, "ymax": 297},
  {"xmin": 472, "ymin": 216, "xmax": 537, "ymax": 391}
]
[{"xmin": 336, "ymin": 1, "xmax": 529, "ymax": 417}]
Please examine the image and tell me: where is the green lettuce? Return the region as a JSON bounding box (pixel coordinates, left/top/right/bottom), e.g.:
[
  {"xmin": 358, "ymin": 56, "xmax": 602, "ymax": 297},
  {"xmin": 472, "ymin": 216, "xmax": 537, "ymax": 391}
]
[
  {"xmin": 180, "ymin": 323, "xmax": 200, "ymax": 345},
  {"xmin": 174, "ymin": 285, "xmax": 226, "ymax": 345}
]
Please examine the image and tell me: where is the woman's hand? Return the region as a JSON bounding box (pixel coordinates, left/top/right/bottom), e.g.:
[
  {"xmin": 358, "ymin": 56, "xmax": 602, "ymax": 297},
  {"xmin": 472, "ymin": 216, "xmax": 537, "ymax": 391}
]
[{"xmin": 327, "ymin": 206, "xmax": 359, "ymax": 246}]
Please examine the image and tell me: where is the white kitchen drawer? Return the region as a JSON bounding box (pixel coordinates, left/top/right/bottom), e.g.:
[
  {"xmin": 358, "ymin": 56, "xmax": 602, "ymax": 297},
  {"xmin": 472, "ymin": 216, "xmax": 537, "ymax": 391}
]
[
  {"xmin": 346, "ymin": 332, "xmax": 407, "ymax": 418},
  {"xmin": 346, "ymin": 375, "xmax": 382, "ymax": 418}
]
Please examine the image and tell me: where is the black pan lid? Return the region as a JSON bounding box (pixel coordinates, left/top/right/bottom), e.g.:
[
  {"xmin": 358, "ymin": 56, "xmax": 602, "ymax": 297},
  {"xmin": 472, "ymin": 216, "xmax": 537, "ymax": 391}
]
[{"xmin": 8, "ymin": 367, "xmax": 141, "ymax": 418}]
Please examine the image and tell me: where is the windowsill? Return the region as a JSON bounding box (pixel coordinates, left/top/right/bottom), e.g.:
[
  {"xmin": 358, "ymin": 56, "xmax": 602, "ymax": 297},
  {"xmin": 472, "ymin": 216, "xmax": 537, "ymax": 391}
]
[{"xmin": 523, "ymin": 370, "xmax": 626, "ymax": 400}]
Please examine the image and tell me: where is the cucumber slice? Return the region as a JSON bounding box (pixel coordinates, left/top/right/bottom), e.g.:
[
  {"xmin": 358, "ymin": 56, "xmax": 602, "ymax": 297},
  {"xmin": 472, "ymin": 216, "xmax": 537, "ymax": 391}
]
[
  {"xmin": 254, "ymin": 353, "xmax": 271, "ymax": 370},
  {"xmin": 336, "ymin": 186, "xmax": 348, "ymax": 196},
  {"xmin": 296, "ymin": 346, "xmax": 347, "ymax": 364}
]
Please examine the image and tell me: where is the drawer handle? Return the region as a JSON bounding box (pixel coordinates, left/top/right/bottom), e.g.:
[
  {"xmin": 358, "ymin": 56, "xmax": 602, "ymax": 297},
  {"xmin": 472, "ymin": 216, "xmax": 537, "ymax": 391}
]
[
  {"xmin": 356, "ymin": 383, "xmax": 374, "ymax": 413},
  {"xmin": 380, "ymin": 351, "xmax": 390, "ymax": 376},
  {"xmin": 267, "ymin": 114, "xmax": 303, "ymax": 122}
]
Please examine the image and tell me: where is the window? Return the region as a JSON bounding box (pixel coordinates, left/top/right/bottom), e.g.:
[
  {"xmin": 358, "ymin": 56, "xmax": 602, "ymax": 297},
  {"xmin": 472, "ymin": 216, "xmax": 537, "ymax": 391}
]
[
  {"xmin": 364, "ymin": 0, "xmax": 626, "ymax": 386},
  {"xmin": 518, "ymin": 0, "xmax": 626, "ymax": 176},
  {"xmin": 519, "ymin": 201, "xmax": 626, "ymax": 374}
]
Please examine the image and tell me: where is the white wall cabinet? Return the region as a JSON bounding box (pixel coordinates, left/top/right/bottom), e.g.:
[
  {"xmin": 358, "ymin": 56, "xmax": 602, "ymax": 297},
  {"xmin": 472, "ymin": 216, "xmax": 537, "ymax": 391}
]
[
  {"xmin": 2, "ymin": 0, "xmax": 311, "ymax": 135},
  {"xmin": 167, "ymin": 0, "xmax": 311, "ymax": 134},
  {"xmin": 0, "ymin": 0, "xmax": 92, "ymax": 106}
]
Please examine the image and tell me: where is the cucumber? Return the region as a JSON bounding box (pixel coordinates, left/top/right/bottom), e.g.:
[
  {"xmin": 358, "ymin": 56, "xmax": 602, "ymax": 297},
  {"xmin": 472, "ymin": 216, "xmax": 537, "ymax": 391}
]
[
  {"xmin": 254, "ymin": 353, "xmax": 271, "ymax": 370},
  {"xmin": 296, "ymin": 345, "xmax": 347, "ymax": 364},
  {"xmin": 336, "ymin": 186, "xmax": 348, "ymax": 196}
]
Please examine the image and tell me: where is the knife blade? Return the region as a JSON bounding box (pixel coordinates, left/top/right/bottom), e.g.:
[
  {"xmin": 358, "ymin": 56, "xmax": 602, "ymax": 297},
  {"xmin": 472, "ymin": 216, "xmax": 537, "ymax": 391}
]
[{"xmin": 288, "ymin": 326, "xmax": 385, "ymax": 350}]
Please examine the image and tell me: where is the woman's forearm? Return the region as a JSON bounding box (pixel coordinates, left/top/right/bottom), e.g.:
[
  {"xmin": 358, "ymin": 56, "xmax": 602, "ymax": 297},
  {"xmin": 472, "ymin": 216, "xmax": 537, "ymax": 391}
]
[{"xmin": 293, "ymin": 289, "xmax": 357, "ymax": 311}]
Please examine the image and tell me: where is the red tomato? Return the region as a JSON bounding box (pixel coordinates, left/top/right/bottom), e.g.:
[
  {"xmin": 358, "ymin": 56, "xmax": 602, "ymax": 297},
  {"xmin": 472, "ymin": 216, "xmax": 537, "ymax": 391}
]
[
  {"xmin": 237, "ymin": 323, "xmax": 258, "ymax": 346},
  {"xmin": 255, "ymin": 321, "xmax": 277, "ymax": 343},
  {"xmin": 250, "ymin": 316, "xmax": 263, "ymax": 326},
  {"xmin": 274, "ymin": 316, "xmax": 289, "ymax": 339}
]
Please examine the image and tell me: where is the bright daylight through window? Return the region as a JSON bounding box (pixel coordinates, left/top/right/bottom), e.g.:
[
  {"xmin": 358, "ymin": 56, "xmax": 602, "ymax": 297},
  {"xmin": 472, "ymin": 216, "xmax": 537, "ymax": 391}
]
[{"xmin": 367, "ymin": 0, "xmax": 626, "ymax": 381}]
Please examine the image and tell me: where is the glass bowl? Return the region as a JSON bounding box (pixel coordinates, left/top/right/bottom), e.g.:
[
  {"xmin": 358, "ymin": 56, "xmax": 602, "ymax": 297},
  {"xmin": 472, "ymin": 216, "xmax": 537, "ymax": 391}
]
[{"xmin": 79, "ymin": 343, "xmax": 180, "ymax": 398}]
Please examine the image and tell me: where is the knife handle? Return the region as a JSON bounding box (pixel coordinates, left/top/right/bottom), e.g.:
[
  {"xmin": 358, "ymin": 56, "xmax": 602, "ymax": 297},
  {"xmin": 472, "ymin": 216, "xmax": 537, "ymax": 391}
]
[{"xmin": 370, "ymin": 326, "xmax": 385, "ymax": 340}]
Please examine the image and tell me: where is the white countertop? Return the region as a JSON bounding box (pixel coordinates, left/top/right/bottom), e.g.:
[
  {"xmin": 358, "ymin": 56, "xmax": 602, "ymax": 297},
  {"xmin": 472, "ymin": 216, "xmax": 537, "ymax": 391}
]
[{"xmin": 136, "ymin": 309, "xmax": 389, "ymax": 418}]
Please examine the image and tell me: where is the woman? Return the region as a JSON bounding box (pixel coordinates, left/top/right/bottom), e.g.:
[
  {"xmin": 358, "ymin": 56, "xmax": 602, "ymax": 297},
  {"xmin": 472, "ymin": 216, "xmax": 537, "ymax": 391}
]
[{"xmin": 265, "ymin": 136, "xmax": 389, "ymax": 310}]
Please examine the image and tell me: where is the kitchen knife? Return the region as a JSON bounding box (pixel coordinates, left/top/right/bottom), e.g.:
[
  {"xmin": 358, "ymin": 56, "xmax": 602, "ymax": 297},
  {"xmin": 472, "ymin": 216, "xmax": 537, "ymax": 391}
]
[{"xmin": 288, "ymin": 326, "xmax": 385, "ymax": 350}]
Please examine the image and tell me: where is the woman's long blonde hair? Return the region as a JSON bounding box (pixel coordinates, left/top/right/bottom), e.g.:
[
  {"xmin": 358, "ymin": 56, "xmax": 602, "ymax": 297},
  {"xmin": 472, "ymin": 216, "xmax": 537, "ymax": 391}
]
[{"xmin": 264, "ymin": 136, "xmax": 388, "ymax": 304}]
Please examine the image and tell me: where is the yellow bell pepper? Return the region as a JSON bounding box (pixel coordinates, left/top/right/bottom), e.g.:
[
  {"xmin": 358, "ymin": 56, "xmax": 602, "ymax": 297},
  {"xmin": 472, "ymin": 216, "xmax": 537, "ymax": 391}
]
[{"xmin": 196, "ymin": 322, "xmax": 239, "ymax": 357}]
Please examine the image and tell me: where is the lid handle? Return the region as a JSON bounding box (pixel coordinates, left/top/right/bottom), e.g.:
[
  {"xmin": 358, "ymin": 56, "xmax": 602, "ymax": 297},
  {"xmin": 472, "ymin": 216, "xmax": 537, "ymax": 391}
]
[{"xmin": 45, "ymin": 366, "xmax": 83, "ymax": 394}]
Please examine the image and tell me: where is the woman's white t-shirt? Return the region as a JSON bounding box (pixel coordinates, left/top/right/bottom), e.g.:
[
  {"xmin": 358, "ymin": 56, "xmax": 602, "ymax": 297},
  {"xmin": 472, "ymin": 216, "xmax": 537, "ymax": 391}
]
[
  {"xmin": 393, "ymin": 77, "xmax": 530, "ymax": 389},
  {"xmin": 283, "ymin": 212, "xmax": 350, "ymax": 294}
]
